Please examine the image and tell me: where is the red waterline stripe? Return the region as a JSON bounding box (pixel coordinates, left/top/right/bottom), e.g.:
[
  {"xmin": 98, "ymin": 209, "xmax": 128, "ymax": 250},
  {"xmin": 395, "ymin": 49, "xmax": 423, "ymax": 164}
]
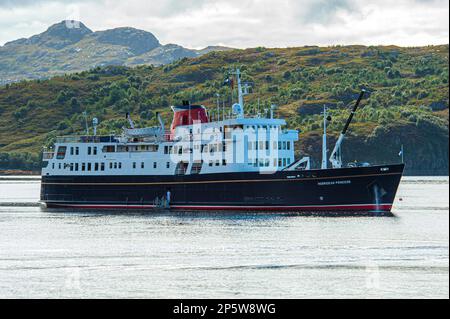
[{"xmin": 45, "ymin": 203, "xmax": 393, "ymax": 211}]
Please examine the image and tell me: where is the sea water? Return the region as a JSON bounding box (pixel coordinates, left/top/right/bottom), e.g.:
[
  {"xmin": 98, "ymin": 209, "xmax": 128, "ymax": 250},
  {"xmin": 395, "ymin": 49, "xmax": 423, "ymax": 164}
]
[{"xmin": 0, "ymin": 176, "xmax": 448, "ymax": 298}]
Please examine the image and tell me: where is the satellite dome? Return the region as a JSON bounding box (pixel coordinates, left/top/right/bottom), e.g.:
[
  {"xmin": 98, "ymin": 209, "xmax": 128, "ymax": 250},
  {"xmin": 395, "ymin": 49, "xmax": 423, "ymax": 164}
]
[{"xmin": 232, "ymin": 103, "xmax": 243, "ymax": 117}]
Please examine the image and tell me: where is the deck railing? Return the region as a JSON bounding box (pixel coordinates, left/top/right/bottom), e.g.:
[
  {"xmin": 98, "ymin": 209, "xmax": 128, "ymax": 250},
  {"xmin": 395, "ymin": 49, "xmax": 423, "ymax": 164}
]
[{"xmin": 55, "ymin": 135, "xmax": 118, "ymax": 143}]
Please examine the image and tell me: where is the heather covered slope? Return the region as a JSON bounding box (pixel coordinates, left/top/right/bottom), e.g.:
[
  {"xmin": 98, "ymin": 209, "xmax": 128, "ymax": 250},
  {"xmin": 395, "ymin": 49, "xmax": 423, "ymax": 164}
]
[{"xmin": 0, "ymin": 45, "xmax": 448, "ymax": 174}]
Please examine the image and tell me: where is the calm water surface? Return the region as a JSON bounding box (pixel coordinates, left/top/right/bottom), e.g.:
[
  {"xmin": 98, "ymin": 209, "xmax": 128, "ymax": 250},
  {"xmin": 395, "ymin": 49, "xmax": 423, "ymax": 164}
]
[{"xmin": 0, "ymin": 176, "xmax": 448, "ymax": 298}]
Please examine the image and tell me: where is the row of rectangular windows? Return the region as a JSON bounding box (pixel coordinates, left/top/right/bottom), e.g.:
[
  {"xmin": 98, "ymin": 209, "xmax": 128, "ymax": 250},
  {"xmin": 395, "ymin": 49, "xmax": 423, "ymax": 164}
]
[
  {"xmin": 53, "ymin": 162, "xmax": 109, "ymax": 171},
  {"xmin": 248, "ymin": 158, "xmax": 291, "ymax": 167},
  {"xmin": 208, "ymin": 160, "xmax": 227, "ymax": 167},
  {"xmin": 248, "ymin": 141, "xmax": 291, "ymax": 151},
  {"xmin": 61, "ymin": 145, "xmax": 157, "ymax": 159},
  {"xmin": 70, "ymin": 146, "xmax": 98, "ymax": 155},
  {"xmin": 52, "ymin": 157, "xmax": 290, "ymax": 171},
  {"xmin": 164, "ymin": 141, "xmax": 291, "ymax": 155},
  {"xmin": 62, "ymin": 139, "xmax": 291, "ymax": 159},
  {"xmin": 51, "ymin": 161, "xmax": 171, "ymax": 171},
  {"xmin": 65, "ymin": 146, "xmax": 97, "ymax": 156},
  {"xmin": 131, "ymin": 162, "xmax": 162, "ymax": 169}
]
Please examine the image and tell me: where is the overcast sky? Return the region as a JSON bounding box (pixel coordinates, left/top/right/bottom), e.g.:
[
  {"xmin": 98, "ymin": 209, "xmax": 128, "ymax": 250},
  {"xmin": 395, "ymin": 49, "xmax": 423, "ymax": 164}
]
[{"xmin": 0, "ymin": 0, "xmax": 448, "ymax": 48}]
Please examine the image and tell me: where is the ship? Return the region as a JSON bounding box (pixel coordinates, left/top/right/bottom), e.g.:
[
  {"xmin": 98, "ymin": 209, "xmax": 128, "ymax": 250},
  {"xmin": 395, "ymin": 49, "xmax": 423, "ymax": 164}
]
[{"xmin": 40, "ymin": 68, "xmax": 404, "ymax": 214}]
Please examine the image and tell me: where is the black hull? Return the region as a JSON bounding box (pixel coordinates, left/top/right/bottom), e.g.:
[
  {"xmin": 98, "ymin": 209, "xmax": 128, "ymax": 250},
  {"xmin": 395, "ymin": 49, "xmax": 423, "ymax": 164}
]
[{"xmin": 40, "ymin": 164, "xmax": 404, "ymax": 213}]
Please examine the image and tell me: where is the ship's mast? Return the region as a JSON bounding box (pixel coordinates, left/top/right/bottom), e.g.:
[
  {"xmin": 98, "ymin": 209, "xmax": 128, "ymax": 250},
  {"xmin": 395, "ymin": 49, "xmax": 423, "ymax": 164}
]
[
  {"xmin": 230, "ymin": 68, "xmax": 248, "ymax": 118},
  {"xmin": 321, "ymin": 105, "xmax": 328, "ymax": 169},
  {"xmin": 82, "ymin": 110, "xmax": 89, "ymax": 135},
  {"xmin": 236, "ymin": 68, "xmax": 244, "ymax": 108},
  {"xmin": 93, "ymin": 117, "xmax": 98, "ymax": 136}
]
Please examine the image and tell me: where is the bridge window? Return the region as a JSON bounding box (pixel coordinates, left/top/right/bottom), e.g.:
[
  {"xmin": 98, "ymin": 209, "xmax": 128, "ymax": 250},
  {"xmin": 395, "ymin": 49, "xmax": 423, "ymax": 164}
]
[
  {"xmin": 141, "ymin": 162, "xmax": 145, "ymax": 169},
  {"xmin": 75, "ymin": 163, "xmax": 79, "ymax": 171},
  {"xmin": 87, "ymin": 163, "xmax": 92, "ymax": 171},
  {"xmin": 87, "ymin": 147, "xmax": 91, "ymax": 155},
  {"xmin": 153, "ymin": 162, "xmax": 157, "ymax": 169},
  {"xmin": 82, "ymin": 163, "xmax": 86, "ymax": 171},
  {"xmin": 94, "ymin": 163, "xmax": 99, "ymax": 171},
  {"xmin": 75, "ymin": 147, "xmax": 79, "ymax": 155},
  {"xmin": 103, "ymin": 145, "xmax": 115, "ymax": 153},
  {"xmin": 70, "ymin": 147, "xmax": 74, "ymax": 155},
  {"xmin": 93, "ymin": 147, "xmax": 97, "ymax": 155},
  {"xmin": 101, "ymin": 163, "xmax": 105, "ymax": 171},
  {"xmin": 166, "ymin": 162, "xmax": 170, "ymax": 168},
  {"xmin": 56, "ymin": 146, "xmax": 67, "ymax": 159},
  {"xmin": 133, "ymin": 162, "xmax": 136, "ymax": 169}
]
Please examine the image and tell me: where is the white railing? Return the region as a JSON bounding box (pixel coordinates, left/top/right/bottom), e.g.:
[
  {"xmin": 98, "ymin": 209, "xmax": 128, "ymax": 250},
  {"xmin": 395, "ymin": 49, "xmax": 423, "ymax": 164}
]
[{"xmin": 55, "ymin": 135, "xmax": 117, "ymax": 143}]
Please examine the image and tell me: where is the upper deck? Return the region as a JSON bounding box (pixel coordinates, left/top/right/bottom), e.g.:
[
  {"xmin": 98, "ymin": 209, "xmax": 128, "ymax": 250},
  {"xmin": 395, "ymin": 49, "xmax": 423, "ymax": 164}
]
[{"xmin": 55, "ymin": 135, "xmax": 119, "ymax": 144}]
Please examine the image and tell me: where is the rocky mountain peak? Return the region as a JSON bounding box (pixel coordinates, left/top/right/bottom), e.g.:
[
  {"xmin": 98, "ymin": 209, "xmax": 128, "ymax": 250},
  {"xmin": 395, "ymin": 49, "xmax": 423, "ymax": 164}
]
[
  {"xmin": 26, "ymin": 20, "xmax": 93, "ymax": 49},
  {"xmin": 93, "ymin": 27, "xmax": 161, "ymax": 55}
]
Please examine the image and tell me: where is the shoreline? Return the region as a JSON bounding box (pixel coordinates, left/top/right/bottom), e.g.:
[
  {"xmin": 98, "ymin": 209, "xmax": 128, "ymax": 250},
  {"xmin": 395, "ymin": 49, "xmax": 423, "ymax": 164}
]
[{"xmin": 0, "ymin": 170, "xmax": 40, "ymax": 176}]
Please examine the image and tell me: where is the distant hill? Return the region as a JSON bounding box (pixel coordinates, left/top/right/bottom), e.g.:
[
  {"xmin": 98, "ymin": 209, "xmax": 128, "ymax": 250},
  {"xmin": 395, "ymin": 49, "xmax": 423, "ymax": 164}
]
[
  {"xmin": 0, "ymin": 20, "xmax": 233, "ymax": 84},
  {"xmin": 0, "ymin": 45, "xmax": 448, "ymax": 175}
]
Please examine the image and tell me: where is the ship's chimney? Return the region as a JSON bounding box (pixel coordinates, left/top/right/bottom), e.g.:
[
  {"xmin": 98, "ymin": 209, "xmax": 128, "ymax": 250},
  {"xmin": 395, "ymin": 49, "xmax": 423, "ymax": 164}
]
[{"xmin": 170, "ymin": 104, "xmax": 209, "ymax": 137}]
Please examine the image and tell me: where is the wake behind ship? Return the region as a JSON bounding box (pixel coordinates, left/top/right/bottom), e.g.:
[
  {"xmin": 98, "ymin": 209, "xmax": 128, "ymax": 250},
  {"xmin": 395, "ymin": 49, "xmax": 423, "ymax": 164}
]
[{"xmin": 40, "ymin": 69, "xmax": 404, "ymax": 213}]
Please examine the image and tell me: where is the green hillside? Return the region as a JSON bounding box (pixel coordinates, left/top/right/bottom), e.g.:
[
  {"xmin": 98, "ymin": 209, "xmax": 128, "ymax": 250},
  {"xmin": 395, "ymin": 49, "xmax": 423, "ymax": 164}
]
[{"xmin": 0, "ymin": 45, "xmax": 448, "ymax": 174}]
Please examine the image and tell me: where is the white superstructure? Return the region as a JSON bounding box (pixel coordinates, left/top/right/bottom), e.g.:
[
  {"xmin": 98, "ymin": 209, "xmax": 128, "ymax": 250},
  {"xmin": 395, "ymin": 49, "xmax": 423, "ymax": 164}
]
[{"xmin": 42, "ymin": 69, "xmax": 302, "ymax": 177}]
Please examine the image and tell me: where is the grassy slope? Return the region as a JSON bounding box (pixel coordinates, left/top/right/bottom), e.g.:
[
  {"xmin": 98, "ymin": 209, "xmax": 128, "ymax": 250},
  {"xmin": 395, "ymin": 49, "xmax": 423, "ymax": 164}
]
[{"xmin": 0, "ymin": 45, "xmax": 448, "ymax": 173}]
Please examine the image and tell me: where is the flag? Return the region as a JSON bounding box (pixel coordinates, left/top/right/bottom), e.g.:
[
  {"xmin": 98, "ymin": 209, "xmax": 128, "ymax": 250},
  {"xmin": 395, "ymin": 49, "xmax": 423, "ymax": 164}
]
[
  {"xmin": 398, "ymin": 150, "xmax": 402, "ymax": 156},
  {"xmin": 223, "ymin": 77, "xmax": 234, "ymax": 89}
]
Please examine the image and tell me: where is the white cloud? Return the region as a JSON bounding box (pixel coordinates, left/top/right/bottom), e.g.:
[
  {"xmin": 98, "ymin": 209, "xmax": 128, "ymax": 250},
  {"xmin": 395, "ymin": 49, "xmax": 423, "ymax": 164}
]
[{"xmin": 0, "ymin": 0, "xmax": 447, "ymax": 47}]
